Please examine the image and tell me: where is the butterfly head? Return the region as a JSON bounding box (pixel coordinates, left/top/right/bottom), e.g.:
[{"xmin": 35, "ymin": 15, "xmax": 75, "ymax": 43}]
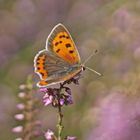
[{"xmin": 80, "ymin": 64, "xmax": 86, "ymax": 71}]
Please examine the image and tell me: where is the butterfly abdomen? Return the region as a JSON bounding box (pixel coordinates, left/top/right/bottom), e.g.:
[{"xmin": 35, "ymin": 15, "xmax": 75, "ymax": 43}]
[{"xmin": 37, "ymin": 66, "xmax": 82, "ymax": 87}]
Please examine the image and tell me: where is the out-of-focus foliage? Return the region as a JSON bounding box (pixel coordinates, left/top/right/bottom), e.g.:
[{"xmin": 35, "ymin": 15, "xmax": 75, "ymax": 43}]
[{"xmin": 0, "ymin": 0, "xmax": 140, "ymax": 140}]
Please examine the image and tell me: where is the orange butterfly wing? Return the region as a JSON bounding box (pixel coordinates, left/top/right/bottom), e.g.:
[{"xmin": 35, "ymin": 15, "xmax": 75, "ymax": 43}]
[
  {"xmin": 34, "ymin": 50, "xmax": 48, "ymax": 80},
  {"xmin": 46, "ymin": 23, "xmax": 81, "ymax": 65},
  {"xmin": 34, "ymin": 24, "xmax": 82, "ymax": 87}
]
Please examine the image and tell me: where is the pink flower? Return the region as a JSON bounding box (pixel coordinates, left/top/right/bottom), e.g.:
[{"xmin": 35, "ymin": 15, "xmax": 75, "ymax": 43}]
[
  {"xmin": 40, "ymin": 87, "xmax": 48, "ymax": 92},
  {"xmin": 14, "ymin": 114, "xmax": 24, "ymax": 120},
  {"xmin": 16, "ymin": 103, "xmax": 25, "ymax": 110},
  {"xmin": 12, "ymin": 126, "xmax": 23, "ymax": 133},
  {"xmin": 66, "ymin": 136, "xmax": 76, "ymax": 140},
  {"xmin": 60, "ymin": 98, "xmax": 65, "ymax": 106},
  {"xmin": 43, "ymin": 93, "xmax": 53, "ymax": 106},
  {"xmin": 44, "ymin": 129, "xmax": 54, "ymax": 140}
]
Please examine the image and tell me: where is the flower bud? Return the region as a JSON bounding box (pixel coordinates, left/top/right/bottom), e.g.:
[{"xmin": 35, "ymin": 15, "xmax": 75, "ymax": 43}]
[
  {"xmin": 16, "ymin": 103, "xmax": 25, "ymax": 110},
  {"xmin": 60, "ymin": 98, "xmax": 64, "ymax": 106},
  {"xmin": 14, "ymin": 114, "xmax": 24, "ymax": 120},
  {"xmin": 19, "ymin": 84, "xmax": 26, "ymax": 90},
  {"xmin": 12, "ymin": 126, "xmax": 23, "ymax": 133},
  {"xmin": 66, "ymin": 136, "xmax": 76, "ymax": 140},
  {"xmin": 18, "ymin": 92, "xmax": 26, "ymax": 98}
]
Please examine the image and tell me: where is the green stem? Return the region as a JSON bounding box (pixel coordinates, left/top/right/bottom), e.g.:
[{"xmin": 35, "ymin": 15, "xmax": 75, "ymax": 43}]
[
  {"xmin": 57, "ymin": 84, "xmax": 64, "ymax": 140},
  {"xmin": 58, "ymin": 104, "xmax": 63, "ymax": 140}
]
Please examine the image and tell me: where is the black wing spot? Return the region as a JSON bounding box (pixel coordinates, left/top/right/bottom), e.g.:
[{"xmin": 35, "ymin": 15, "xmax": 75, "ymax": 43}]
[
  {"xmin": 69, "ymin": 50, "xmax": 74, "ymax": 53},
  {"xmin": 37, "ymin": 57, "xmax": 40, "ymax": 61},
  {"xmin": 40, "ymin": 73, "xmax": 44, "ymax": 76},
  {"xmin": 66, "ymin": 36, "xmax": 70, "ymax": 39},
  {"xmin": 56, "ymin": 49, "xmax": 60, "ymax": 53},
  {"xmin": 62, "ymin": 35, "xmax": 65, "ymax": 38},
  {"xmin": 55, "ymin": 42, "xmax": 59, "ymax": 46},
  {"xmin": 65, "ymin": 43, "xmax": 71, "ymax": 48},
  {"xmin": 59, "ymin": 41, "xmax": 62, "ymax": 43},
  {"xmin": 37, "ymin": 62, "xmax": 40, "ymax": 65},
  {"xmin": 37, "ymin": 67, "xmax": 40, "ymax": 70},
  {"xmin": 59, "ymin": 35, "xmax": 63, "ymax": 38}
]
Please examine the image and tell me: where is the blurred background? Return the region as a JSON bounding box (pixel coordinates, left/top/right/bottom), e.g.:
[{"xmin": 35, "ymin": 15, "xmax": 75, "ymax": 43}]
[{"xmin": 0, "ymin": 0, "xmax": 140, "ymax": 140}]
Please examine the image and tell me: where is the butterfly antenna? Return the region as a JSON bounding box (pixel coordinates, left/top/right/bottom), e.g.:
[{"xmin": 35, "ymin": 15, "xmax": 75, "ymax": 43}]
[
  {"xmin": 83, "ymin": 49, "xmax": 98, "ymax": 65},
  {"xmin": 82, "ymin": 49, "xmax": 102, "ymax": 76},
  {"xmin": 85, "ymin": 66, "xmax": 102, "ymax": 76}
]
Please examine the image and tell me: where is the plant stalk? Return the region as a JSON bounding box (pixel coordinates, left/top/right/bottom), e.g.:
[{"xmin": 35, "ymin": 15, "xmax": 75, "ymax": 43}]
[{"xmin": 57, "ymin": 84, "xmax": 64, "ymax": 140}]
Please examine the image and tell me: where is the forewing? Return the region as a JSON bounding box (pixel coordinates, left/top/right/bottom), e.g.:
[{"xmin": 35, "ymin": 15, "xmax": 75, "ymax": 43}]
[{"xmin": 46, "ymin": 23, "xmax": 81, "ymax": 65}]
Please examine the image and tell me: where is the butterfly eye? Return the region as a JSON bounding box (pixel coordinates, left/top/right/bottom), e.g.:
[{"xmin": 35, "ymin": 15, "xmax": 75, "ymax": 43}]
[{"xmin": 82, "ymin": 67, "xmax": 86, "ymax": 71}]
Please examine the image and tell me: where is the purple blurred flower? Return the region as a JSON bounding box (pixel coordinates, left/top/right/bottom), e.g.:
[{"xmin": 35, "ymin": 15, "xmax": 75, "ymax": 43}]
[
  {"xmin": 44, "ymin": 129, "xmax": 54, "ymax": 140},
  {"xmin": 114, "ymin": 8, "xmax": 132, "ymax": 31},
  {"xmin": 33, "ymin": 130, "xmax": 41, "ymax": 137},
  {"xmin": 34, "ymin": 120, "xmax": 42, "ymax": 126},
  {"xmin": 66, "ymin": 136, "xmax": 76, "ymax": 140},
  {"xmin": 134, "ymin": 47, "xmax": 140, "ymax": 60},
  {"xmin": 88, "ymin": 92, "xmax": 140, "ymax": 140},
  {"xmin": 43, "ymin": 93, "xmax": 53, "ymax": 106}
]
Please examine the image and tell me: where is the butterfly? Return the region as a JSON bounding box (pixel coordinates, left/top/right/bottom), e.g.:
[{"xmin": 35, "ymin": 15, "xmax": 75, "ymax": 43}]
[{"xmin": 34, "ymin": 23, "xmax": 101, "ymax": 87}]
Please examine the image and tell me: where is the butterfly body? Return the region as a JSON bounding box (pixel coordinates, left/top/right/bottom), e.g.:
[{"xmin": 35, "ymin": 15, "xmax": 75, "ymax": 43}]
[{"xmin": 34, "ymin": 23, "xmax": 83, "ymax": 87}]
